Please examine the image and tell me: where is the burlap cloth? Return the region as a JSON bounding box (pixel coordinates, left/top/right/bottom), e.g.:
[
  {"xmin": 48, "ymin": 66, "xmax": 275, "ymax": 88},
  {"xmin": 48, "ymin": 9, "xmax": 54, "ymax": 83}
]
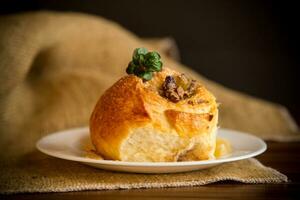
[{"xmin": 0, "ymin": 11, "xmax": 297, "ymax": 194}]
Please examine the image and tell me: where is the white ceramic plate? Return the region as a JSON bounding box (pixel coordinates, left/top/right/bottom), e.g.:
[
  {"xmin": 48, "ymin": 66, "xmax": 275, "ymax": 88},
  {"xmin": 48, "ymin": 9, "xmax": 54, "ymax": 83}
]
[{"xmin": 36, "ymin": 127, "xmax": 266, "ymax": 173}]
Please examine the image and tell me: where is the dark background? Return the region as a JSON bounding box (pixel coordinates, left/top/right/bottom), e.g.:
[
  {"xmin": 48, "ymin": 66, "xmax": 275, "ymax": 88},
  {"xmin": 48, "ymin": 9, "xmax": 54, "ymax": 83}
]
[{"xmin": 1, "ymin": 0, "xmax": 299, "ymax": 124}]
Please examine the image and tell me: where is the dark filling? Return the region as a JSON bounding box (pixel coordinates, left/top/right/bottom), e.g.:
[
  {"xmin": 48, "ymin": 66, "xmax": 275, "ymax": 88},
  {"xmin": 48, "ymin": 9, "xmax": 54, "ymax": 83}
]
[{"xmin": 160, "ymin": 74, "xmax": 199, "ymax": 103}]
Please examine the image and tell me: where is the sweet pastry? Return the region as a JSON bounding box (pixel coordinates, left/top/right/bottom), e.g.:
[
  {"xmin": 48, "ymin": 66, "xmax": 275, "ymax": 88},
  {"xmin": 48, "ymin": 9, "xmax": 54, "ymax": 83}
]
[{"xmin": 90, "ymin": 48, "xmax": 218, "ymax": 162}]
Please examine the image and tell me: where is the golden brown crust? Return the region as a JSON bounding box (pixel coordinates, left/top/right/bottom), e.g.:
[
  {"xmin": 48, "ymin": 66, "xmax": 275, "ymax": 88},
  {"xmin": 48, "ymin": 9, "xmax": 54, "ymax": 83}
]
[
  {"xmin": 90, "ymin": 75, "xmax": 151, "ymax": 160},
  {"xmin": 165, "ymin": 110, "xmax": 214, "ymax": 137},
  {"xmin": 90, "ymin": 67, "xmax": 218, "ymax": 161}
]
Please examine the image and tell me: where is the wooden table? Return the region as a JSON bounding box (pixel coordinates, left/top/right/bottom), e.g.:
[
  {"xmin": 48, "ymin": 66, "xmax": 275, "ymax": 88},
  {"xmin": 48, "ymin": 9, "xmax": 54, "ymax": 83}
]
[{"xmin": 4, "ymin": 142, "xmax": 300, "ymax": 200}]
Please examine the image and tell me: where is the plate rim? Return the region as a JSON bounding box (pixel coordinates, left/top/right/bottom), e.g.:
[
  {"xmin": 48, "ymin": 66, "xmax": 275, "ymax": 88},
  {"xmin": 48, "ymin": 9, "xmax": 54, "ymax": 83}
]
[{"xmin": 36, "ymin": 127, "xmax": 267, "ymax": 167}]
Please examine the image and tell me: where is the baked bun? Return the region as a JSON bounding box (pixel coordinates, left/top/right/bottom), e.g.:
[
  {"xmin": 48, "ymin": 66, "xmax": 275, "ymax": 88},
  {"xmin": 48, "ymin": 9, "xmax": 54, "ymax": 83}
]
[{"xmin": 90, "ymin": 67, "xmax": 218, "ymax": 162}]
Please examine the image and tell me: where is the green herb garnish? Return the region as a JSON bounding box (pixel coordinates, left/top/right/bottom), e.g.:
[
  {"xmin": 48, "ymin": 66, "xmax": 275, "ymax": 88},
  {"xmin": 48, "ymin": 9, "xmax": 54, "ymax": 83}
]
[{"xmin": 126, "ymin": 48, "xmax": 163, "ymax": 81}]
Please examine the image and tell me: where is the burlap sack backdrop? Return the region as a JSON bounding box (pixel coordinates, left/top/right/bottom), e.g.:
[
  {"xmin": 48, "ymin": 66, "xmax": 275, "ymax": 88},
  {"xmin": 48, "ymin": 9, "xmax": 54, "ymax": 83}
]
[{"xmin": 0, "ymin": 11, "xmax": 297, "ymax": 194}]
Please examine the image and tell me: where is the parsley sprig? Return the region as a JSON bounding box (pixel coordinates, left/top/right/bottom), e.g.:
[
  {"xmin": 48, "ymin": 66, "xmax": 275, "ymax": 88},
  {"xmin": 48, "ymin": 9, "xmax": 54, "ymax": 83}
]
[{"xmin": 126, "ymin": 48, "xmax": 163, "ymax": 81}]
